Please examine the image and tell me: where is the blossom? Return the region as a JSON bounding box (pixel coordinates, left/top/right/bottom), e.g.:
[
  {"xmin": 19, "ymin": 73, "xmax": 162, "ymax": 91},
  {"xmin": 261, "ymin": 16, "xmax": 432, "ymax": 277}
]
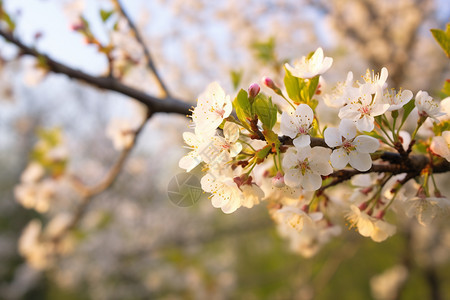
[
  {"xmin": 280, "ymin": 104, "xmax": 314, "ymax": 148},
  {"xmin": 384, "ymin": 88, "xmax": 413, "ymax": 111},
  {"xmin": 324, "ymin": 119, "xmax": 379, "ymax": 171},
  {"xmin": 338, "ymin": 85, "xmax": 390, "ymax": 132},
  {"xmin": 178, "ymin": 130, "xmax": 214, "ymax": 172},
  {"xmin": 404, "ymin": 195, "xmax": 450, "ymax": 226},
  {"xmin": 106, "ymin": 119, "xmax": 137, "ymax": 151},
  {"xmin": 200, "ymin": 122, "xmax": 242, "ymax": 164},
  {"xmin": 21, "ymin": 162, "xmax": 45, "ymax": 183},
  {"xmin": 284, "ymin": 47, "xmax": 333, "ymax": 79},
  {"xmin": 200, "ymin": 173, "xmax": 263, "ymax": 213},
  {"xmin": 323, "ymin": 71, "xmax": 354, "ymax": 108},
  {"xmin": 192, "ymin": 82, "xmax": 232, "ymax": 134},
  {"xmin": 415, "ymin": 90, "xmax": 445, "ymax": 122},
  {"xmin": 360, "ymin": 67, "xmax": 388, "ymax": 94},
  {"xmin": 346, "ymin": 205, "xmax": 396, "ymax": 242},
  {"xmin": 370, "ymin": 265, "xmax": 409, "ymax": 300},
  {"xmin": 430, "ymin": 131, "xmax": 450, "ymax": 162},
  {"xmin": 282, "ymin": 146, "xmax": 333, "ymax": 191},
  {"xmin": 14, "ymin": 179, "xmax": 56, "ymax": 213}
]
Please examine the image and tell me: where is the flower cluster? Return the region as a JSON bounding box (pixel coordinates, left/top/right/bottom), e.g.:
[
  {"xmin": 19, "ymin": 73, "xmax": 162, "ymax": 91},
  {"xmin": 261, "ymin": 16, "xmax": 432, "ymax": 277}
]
[{"xmin": 180, "ymin": 47, "xmax": 450, "ymax": 256}]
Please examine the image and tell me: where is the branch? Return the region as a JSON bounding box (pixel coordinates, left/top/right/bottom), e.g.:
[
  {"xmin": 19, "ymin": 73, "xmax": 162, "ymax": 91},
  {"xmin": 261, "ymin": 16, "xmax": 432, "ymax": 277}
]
[
  {"xmin": 0, "ymin": 29, "xmax": 191, "ymax": 115},
  {"xmin": 113, "ymin": 0, "xmax": 171, "ymax": 98},
  {"xmin": 52, "ymin": 115, "xmax": 150, "ymax": 244}
]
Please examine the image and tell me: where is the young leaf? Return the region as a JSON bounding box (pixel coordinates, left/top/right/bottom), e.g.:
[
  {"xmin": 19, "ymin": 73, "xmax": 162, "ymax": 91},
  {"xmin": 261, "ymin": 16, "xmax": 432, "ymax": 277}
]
[
  {"xmin": 401, "ymin": 99, "xmax": 416, "ymax": 125},
  {"xmin": 230, "ymin": 69, "xmax": 243, "ymax": 91},
  {"xmin": 100, "ymin": 9, "xmax": 114, "ymax": 22},
  {"xmin": 307, "ymin": 75, "xmax": 320, "ymax": 101},
  {"xmin": 284, "ymin": 66, "xmax": 301, "ymax": 103},
  {"xmin": 254, "ymin": 94, "xmax": 278, "ymax": 130},
  {"xmin": 431, "ymin": 24, "xmax": 450, "ymax": 58}
]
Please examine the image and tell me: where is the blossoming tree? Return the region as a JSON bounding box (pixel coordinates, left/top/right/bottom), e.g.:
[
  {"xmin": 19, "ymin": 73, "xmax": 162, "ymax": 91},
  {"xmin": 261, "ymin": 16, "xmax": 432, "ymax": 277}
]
[{"xmin": 1, "ymin": 0, "xmax": 450, "ymax": 298}]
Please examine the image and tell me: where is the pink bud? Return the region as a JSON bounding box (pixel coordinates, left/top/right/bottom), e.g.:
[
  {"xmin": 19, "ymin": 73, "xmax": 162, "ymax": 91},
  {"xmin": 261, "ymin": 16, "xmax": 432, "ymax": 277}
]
[
  {"xmin": 358, "ymin": 201, "xmax": 368, "ymax": 211},
  {"xmin": 272, "ymin": 171, "xmax": 285, "ymax": 188},
  {"xmin": 70, "ymin": 23, "xmax": 85, "ymax": 31},
  {"xmin": 375, "ymin": 210, "xmax": 385, "ymax": 219},
  {"xmin": 248, "ymin": 83, "xmax": 260, "ymax": 98},
  {"xmin": 262, "ymin": 76, "xmax": 276, "ymax": 89}
]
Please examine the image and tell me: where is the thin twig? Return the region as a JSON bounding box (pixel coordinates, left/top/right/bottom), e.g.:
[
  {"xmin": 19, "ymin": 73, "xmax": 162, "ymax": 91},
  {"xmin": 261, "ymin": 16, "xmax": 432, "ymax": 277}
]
[
  {"xmin": 113, "ymin": 0, "xmax": 171, "ymax": 98},
  {"xmin": 0, "ymin": 29, "xmax": 189, "ymax": 115}
]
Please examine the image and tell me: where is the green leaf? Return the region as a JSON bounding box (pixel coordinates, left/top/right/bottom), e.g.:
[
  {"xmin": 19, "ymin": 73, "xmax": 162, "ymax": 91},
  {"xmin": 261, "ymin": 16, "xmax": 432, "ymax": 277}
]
[
  {"xmin": 284, "ymin": 66, "xmax": 301, "ymax": 103},
  {"xmin": 307, "ymin": 75, "xmax": 320, "ymax": 101},
  {"xmin": 253, "ymin": 94, "xmax": 278, "ymax": 130},
  {"xmin": 431, "ymin": 24, "xmax": 450, "ymax": 58},
  {"xmin": 230, "ymin": 69, "xmax": 243, "ymax": 91},
  {"xmin": 100, "ymin": 9, "xmax": 114, "ymax": 22},
  {"xmin": 233, "ymin": 89, "xmax": 252, "ymax": 121},
  {"xmin": 440, "ymin": 80, "xmax": 450, "ymax": 98},
  {"xmin": 255, "ymin": 145, "xmax": 272, "ymax": 164},
  {"xmin": 0, "ymin": 8, "xmax": 16, "ymax": 31},
  {"xmin": 251, "ymin": 37, "xmax": 276, "ymax": 65},
  {"xmin": 401, "ymin": 99, "xmax": 416, "ymax": 125}
]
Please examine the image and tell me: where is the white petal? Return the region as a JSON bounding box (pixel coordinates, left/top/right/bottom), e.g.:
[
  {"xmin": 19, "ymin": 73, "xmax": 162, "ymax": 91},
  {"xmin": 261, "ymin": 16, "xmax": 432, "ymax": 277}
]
[
  {"xmin": 295, "ymin": 104, "xmax": 314, "ymax": 126},
  {"xmin": 301, "ymin": 173, "xmax": 322, "ymax": 191},
  {"xmin": 293, "ymin": 135, "xmax": 311, "ymax": 148},
  {"xmin": 353, "ymin": 135, "xmax": 379, "ymax": 153},
  {"xmin": 223, "ymin": 122, "xmax": 240, "ymax": 143},
  {"xmin": 229, "ymin": 143, "xmax": 243, "ymax": 157},
  {"xmin": 330, "ymin": 149, "xmax": 349, "ymax": 169},
  {"xmin": 284, "ymin": 169, "xmax": 302, "ymax": 188},
  {"xmin": 324, "ymin": 127, "xmax": 342, "ymax": 148},
  {"xmin": 348, "ymin": 151, "xmax": 372, "ymax": 171},
  {"xmin": 280, "ymin": 112, "xmax": 298, "ymax": 138},
  {"xmin": 356, "ymin": 115, "xmax": 374, "ymax": 132},
  {"xmin": 282, "ymin": 148, "xmax": 299, "ymax": 170},
  {"xmin": 179, "ymin": 153, "xmax": 201, "ymax": 172},
  {"xmin": 339, "ymin": 119, "xmax": 357, "ymax": 140}
]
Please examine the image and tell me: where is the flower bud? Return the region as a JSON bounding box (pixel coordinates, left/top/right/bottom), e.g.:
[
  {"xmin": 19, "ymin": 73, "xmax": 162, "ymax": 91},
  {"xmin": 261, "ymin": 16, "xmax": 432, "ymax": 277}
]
[
  {"xmin": 272, "ymin": 171, "xmax": 285, "ymax": 188},
  {"xmin": 375, "ymin": 210, "xmax": 385, "ymax": 219},
  {"xmin": 248, "ymin": 83, "xmax": 260, "ymax": 99},
  {"xmin": 70, "ymin": 22, "xmax": 85, "ymax": 31},
  {"xmin": 262, "ymin": 76, "xmax": 276, "ymax": 89}
]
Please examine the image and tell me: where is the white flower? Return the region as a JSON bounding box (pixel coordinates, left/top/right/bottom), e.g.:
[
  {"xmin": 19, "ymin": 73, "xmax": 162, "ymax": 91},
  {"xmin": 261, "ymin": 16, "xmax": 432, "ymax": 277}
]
[
  {"xmin": 323, "ymin": 71, "xmax": 354, "ymax": 108},
  {"xmin": 200, "ymin": 122, "xmax": 242, "ymax": 164},
  {"xmin": 178, "ymin": 130, "xmax": 214, "ymax": 172},
  {"xmin": 415, "ymin": 90, "xmax": 445, "ymax": 122},
  {"xmin": 21, "ymin": 162, "xmax": 45, "ymax": 183},
  {"xmin": 280, "ymin": 104, "xmax": 314, "ymax": 148},
  {"xmin": 284, "ymin": 47, "xmax": 333, "ymax": 79},
  {"xmin": 430, "ymin": 131, "xmax": 450, "ymax": 162},
  {"xmin": 324, "ymin": 119, "xmax": 379, "ymax": 171},
  {"xmin": 346, "ymin": 205, "xmax": 396, "ymax": 242},
  {"xmin": 370, "ymin": 265, "xmax": 409, "ymax": 300},
  {"xmin": 404, "ymin": 195, "xmax": 450, "ymax": 226},
  {"xmin": 338, "ymin": 85, "xmax": 390, "ymax": 132},
  {"xmin": 240, "ymin": 184, "xmax": 264, "ymax": 208},
  {"xmin": 192, "ymin": 82, "xmax": 232, "ymax": 134},
  {"xmin": 384, "ymin": 88, "xmax": 413, "ymax": 111},
  {"xmin": 360, "ymin": 67, "xmax": 389, "ymax": 94},
  {"xmin": 282, "ymin": 146, "xmax": 333, "ymax": 191},
  {"xmin": 200, "ymin": 174, "xmax": 264, "ymax": 214},
  {"xmin": 106, "ymin": 119, "xmax": 137, "ymax": 151},
  {"xmin": 14, "ymin": 179, "xmax": 56, "ymax": 213},
  {"xmin": 272, "ymin": 205, "xmax": 323, "ymax": 232},
  {"xmin": 18, "ymin": 220, "xmax": 49, "ymax": 270}
]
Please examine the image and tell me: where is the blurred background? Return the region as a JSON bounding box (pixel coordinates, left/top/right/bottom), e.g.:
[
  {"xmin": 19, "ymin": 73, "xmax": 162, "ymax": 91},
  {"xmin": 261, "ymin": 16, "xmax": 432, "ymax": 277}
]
[{"xmin": 0, "ymin": 0, "xmax": 449, "ymax": 299}]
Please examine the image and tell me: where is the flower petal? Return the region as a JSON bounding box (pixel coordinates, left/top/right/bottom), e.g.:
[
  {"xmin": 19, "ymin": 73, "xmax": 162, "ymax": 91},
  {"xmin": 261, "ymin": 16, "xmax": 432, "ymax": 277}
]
[
  {"xmin": 348, "ymin": 151, "xmax": 372, "ymax": 171},
  {"xmin": 324, "ymin": 127, "xmax": 342, "ymax": 148},
  {"xmin": 354, "ymin": 135, "xmax": 379, "ymax": 153},
  {"xmin": 330, "ymin": 148, "xmax": 349, "ymax": 169},
  {"xmin": 301, "ymin": 173, "xmax": 322, "ymax": 191},
  {"xmin": 293, "ymin": 135, "xmax": 311, "ymax": 148}
]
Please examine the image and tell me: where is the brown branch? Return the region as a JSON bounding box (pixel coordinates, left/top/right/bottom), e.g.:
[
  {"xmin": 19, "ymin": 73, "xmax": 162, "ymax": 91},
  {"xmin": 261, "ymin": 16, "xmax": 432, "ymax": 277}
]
[
  {"xmin": 0, "ymin": 29, "xmax": 191, "ymax": 115},
  {"xmin": 113, "ymin": 0, "xmax": 171, "ymax": 98}
]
